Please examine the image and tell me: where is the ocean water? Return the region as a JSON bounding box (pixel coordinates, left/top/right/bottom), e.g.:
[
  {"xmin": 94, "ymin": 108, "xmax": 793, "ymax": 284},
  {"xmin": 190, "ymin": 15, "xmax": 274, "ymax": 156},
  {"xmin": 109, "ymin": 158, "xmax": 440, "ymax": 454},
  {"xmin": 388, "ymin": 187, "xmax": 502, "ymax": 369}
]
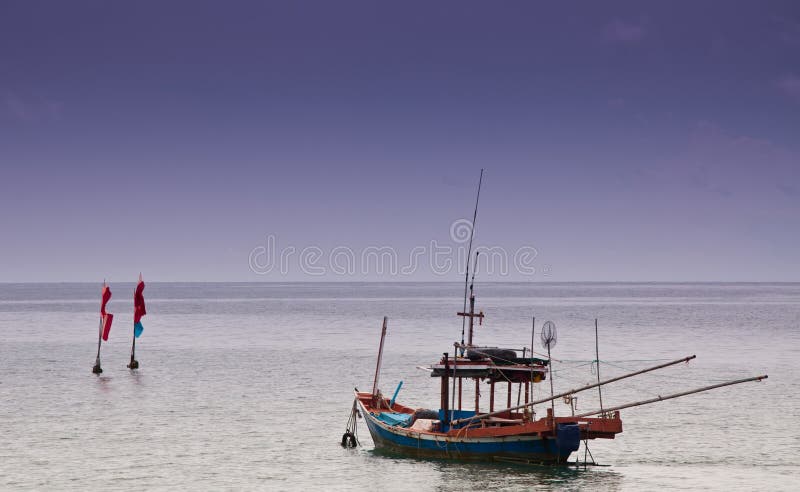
[{"xmin": 0, "ymin": 282, "xmax": 798, "ymax": 491}]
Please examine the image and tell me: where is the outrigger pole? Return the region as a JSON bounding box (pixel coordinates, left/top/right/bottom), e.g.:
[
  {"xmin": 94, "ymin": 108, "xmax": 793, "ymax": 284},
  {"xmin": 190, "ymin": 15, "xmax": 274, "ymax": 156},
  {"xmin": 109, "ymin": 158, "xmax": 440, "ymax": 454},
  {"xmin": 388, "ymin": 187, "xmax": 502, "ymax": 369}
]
[
  {"xmin": 573, "ymin": 374, "xmax": 768, "ymax": 418},
  {"xmin": 451, "ymin": 354, "xmax": 697, "ymax": 426}
]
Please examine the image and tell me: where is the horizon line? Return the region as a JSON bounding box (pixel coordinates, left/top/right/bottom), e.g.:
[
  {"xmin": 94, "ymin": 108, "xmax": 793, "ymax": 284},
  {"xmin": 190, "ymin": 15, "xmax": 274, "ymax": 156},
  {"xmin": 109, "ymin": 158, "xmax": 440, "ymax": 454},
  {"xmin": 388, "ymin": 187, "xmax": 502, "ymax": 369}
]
[{"xmin": 1, "ymin": 280, "xmax": 799, "ymax": 285}]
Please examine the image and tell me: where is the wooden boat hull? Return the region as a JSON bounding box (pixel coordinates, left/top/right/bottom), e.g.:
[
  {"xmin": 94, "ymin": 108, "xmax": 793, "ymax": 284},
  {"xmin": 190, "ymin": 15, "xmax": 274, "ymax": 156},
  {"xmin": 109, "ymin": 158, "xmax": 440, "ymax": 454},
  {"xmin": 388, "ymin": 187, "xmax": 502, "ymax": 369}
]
[{"xmin": 357, "ymin": 399, "xmax": 581, "ymax": 463}]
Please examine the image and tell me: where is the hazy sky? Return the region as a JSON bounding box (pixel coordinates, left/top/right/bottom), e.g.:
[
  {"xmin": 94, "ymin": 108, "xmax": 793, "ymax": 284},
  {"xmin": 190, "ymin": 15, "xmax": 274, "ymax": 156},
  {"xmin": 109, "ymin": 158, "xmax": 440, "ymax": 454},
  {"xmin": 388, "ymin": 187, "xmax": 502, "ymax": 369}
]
[{"xmin": 1, "ymin": 1, "xmax": 798, "ymax": 281}]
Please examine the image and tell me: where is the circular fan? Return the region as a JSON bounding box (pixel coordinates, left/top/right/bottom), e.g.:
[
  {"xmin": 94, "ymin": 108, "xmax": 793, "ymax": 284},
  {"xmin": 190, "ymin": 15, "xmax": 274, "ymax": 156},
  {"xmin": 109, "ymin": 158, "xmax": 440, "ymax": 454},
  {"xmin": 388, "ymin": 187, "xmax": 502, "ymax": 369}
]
[{"xmin": 540, "ymin": 320, "xmax": 557, "ymax": 350}]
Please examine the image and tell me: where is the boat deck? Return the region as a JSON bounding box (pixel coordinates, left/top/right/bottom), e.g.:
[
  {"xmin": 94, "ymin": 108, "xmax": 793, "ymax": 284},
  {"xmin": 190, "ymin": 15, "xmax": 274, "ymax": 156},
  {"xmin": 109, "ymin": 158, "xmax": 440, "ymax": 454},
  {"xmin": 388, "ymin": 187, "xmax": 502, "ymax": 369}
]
[{"xmin": 355, "ymin": 391, "xmax": 622, "ymax": 441}]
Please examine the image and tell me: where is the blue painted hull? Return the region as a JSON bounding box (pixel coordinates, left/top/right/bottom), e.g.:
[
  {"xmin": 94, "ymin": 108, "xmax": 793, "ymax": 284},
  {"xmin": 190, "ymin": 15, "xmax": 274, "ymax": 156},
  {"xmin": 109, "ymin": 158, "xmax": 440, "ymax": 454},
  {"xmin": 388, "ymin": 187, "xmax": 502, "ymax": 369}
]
[{"xmin": 362, "ymin": 407, "xmax": 580, "ymax": 462}]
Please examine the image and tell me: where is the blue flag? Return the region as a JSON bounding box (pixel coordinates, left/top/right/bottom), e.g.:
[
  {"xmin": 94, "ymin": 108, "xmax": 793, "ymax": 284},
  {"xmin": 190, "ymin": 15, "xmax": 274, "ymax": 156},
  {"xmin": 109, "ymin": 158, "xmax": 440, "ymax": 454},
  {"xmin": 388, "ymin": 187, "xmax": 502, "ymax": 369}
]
[{"xmin": 134, "ymin": 321, "xmax": 144, "ymax": 338}]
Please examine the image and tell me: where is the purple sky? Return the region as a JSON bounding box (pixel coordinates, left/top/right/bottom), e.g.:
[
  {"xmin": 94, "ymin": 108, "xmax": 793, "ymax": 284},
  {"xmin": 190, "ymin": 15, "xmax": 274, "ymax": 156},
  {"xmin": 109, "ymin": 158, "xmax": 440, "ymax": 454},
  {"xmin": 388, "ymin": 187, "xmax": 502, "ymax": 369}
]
[{"xmin": 1, "ymin": 1, "xmax": 798, "ymax": 281}]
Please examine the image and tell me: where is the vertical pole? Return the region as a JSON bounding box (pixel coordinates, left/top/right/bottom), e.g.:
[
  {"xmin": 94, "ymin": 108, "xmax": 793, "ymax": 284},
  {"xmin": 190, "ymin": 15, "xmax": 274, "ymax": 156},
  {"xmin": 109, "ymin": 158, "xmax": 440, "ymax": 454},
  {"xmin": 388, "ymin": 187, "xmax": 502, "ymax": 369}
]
[
  {"xmin": 524, "ymin": 379, "xmax": 529, "ymax": 403},
  {"xmin": 530, "ymin": 317, "xmax": 536, "ymax": 363},
  {"xmin": 96, "ymin": 317, "xmax": 102, "ymax": 360},
  {"xmin": 548, "ymin": 345, "xmax": 555, "ymax": 430},
  {"xmin": 129, "ymin": 282, "xmax": 141, "ymax": 369},
  {"xmin": 93, "ymin": 317, "xmax": 103, "ymax": 373},
  {"xmin": 458, "ymin": 378, "xmax": 462, "ymax": 410},
  {"xmin": 595, "ymin": 318, "xmax": 604, "ymax": 415},
  {"xmin": 474, "ymin": 378, "xmax": 480, "ymax": 413},
  {"xmin": 530, "ymin": 316, "xmax": 535, "ymax": 413},
  {"xmin": 371, "ymin": 317, "xmax": 388, "ymax": 403},
  {"xmin": 131, "ymin": 285, "xmax": 136, "ymax": 367},
  {"xmin": 524, "ymin": 378, "xmax": 530, "ymax": 422},
  {"xmin": 441, "ymin": 353, "xmax": 449, "ymax": 424},
  {"xmin": 460, "ymin": 169, "xmax": 484, "ymax": 350},
  {"xmin": 467, "ymin": 293, "xmax": 475, "ymax": 346},
  {"xmin": 93, "ymin": 282, "xmax": 106, "ymax": 375},
  {"xmin": 128, "ymin": 326, "xmax": 137, "ymax": 369},
  {"xmin": 451, "ymin": 345, "xmax": 457, "ymax": 421},
  {"xmin": 489, "ymin": 380, "xmax": 495, "ymax": 412},
  {"xmin": 507, "ymin": 381, "xmax": 512, "ymax": 409}
]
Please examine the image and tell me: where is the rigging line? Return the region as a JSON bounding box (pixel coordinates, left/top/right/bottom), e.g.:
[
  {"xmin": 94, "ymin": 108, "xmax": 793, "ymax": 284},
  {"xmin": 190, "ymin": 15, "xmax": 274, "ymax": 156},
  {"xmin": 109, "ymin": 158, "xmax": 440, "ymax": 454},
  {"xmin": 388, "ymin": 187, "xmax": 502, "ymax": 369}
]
[
  {"xmin": 550, "ymin": 371, "xmax": 596, "ymax": 381},
  {"xmin": 545, "ymin": 371, "xmax": 597, "ymax": 387},
  {"xmin": 460, "ymin": 169, "xmax": 484, "ymax": 348},
  {"xmin": 531, "ymin": 350, "xmax": 562, "ymax": 361},
  {"xmin": 552, "ymin": 361, "xmax": 596, "ymax": 370}
]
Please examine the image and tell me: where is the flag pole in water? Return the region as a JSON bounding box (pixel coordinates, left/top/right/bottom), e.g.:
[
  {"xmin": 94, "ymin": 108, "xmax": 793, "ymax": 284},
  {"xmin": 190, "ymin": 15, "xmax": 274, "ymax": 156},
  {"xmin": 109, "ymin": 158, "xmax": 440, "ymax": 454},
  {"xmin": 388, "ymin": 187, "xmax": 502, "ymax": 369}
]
[
  {"xmin": 128, "ymin": 273, "xmax": 146, "ymax": 369},
  {"xmin": 128, "ymin": 325, "xmax": 138, "ymax": 369},
  {"xmin": 93, "ymin": 316, "xmax": 103, "ymax": 374},
  {"xmin": 94, "ymin": 281, "xmax": 114, "ymax": 374}
]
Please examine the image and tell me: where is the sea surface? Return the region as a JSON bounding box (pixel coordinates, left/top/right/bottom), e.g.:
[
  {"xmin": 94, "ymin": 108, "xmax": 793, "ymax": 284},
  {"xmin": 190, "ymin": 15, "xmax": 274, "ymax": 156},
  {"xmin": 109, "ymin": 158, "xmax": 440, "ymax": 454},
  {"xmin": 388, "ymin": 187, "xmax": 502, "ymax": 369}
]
[{"xmin": 0, "ymin": 282, "xmax": 798, "ymax": 491}]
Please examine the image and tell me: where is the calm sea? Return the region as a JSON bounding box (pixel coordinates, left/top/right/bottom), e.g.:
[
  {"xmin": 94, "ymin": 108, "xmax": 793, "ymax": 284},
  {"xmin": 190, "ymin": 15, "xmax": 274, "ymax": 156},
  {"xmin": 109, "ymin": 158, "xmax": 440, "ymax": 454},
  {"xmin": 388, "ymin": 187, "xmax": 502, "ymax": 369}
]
[{"xmin": 0, "ymin": 282, "xmax": 797, "ymax": 491}]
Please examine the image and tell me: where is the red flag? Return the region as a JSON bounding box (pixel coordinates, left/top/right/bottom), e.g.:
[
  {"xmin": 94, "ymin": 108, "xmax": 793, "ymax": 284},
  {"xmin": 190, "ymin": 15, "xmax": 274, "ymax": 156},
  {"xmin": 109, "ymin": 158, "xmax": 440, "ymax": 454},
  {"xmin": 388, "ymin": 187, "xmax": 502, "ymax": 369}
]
[
  {"xmin": 102, "ymin": 313, "xmax": 114, "ymax": 341},
  {"xmin": 101, "ymin": 284, "xmax": 111, "ymax": 316},
  {"xmin": 134, "ymin": 274, "xmax": 146, "ymax": 323},
  {"xmin": 101, "ymin": 283, "xmax": 113, "ymax": 341}
]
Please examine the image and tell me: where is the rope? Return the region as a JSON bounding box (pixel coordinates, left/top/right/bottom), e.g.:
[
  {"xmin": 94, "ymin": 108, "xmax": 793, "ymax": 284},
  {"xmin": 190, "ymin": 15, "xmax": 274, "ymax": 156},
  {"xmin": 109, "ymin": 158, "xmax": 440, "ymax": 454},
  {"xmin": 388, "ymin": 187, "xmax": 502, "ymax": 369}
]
[{"xmin": 341, "ymin": 398, "xmax": 360, "ymax": 447}]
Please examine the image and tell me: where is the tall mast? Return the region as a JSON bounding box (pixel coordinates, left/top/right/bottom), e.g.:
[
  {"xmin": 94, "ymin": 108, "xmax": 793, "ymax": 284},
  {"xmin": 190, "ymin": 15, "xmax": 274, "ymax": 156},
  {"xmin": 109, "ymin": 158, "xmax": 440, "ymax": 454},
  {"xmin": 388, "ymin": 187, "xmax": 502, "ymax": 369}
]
[
  {"xmin": 458, "ymin": 251, "xmax": 485, "ymax": 346},
  {"xmin": 467, "ymin": 252, "xmax": 479, "ymax": 345},
  {"xmin": 460, "ymin": 169, "xmax": 483, "ymax": 349},
  {"xmin": 372, "ymin": 317, "xmax": 388, "ymax": 404}
]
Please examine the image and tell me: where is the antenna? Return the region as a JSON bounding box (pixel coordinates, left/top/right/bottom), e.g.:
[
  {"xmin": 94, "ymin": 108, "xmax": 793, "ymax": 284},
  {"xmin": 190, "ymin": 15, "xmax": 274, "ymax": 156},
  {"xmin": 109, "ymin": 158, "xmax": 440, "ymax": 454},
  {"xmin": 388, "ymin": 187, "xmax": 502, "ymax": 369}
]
[{"xmin": 460, "ymin": 169, "xmax": 484, "ymax": 349}]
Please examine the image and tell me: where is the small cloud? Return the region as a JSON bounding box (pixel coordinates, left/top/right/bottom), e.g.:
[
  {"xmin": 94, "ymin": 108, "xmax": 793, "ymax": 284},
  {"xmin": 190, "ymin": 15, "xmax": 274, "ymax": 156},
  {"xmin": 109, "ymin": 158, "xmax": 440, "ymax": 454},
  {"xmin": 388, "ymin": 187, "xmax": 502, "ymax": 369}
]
[
  {"xmin": 777, "ymin": 75, "xmax": 800, "ymax": 102},
  {"xmin": 603, "ymin": 19, "xmax": 646, "ymax": 43}
]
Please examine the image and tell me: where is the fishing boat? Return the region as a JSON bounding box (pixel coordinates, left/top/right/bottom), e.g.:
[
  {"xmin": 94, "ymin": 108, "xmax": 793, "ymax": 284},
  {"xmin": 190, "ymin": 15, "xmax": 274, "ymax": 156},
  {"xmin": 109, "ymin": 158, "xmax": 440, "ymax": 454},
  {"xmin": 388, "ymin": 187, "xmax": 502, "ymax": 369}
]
[
  {"xmin": 348, "ymin": 275, "xmax": 633, "ymax": 464},
  {"xmin": 342, "ymin": 170, "xmax": 767, "ymax": 465}
]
